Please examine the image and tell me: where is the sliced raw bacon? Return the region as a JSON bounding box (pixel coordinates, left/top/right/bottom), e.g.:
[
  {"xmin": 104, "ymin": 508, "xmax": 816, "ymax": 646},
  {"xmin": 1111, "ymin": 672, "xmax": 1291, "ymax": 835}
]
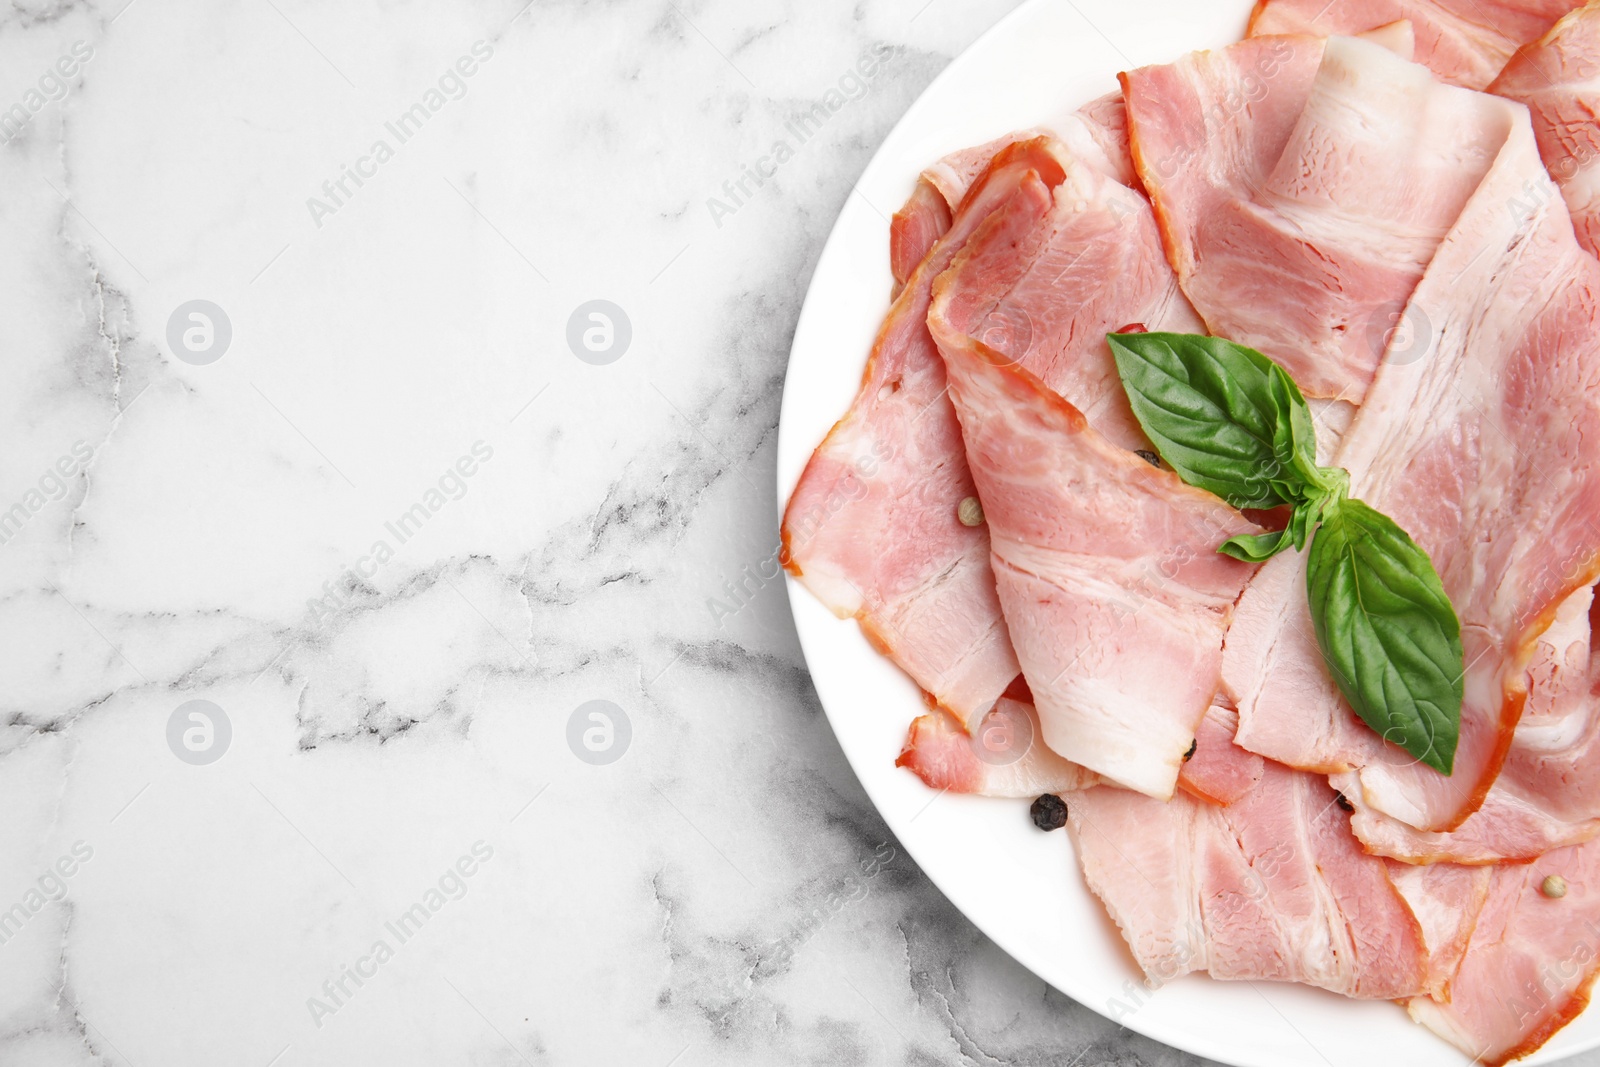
[
  {"xmin": 1409, "ymin": 837, "xmax": 1600, "ymax": 1065},
  {"xmin": 783, "ymin": 141, "xmax": 1071, "ymax": 725},
  {"xmin": 1249, "ymin": 0, "xmax": 1585, "ymax": 89},
  {"xmin": 896, "ymin": 698, "xmax": 1098, "ymax": 797},
  {"xmin": 1227, "ymin": 108, "xmax": 1600, "ymax": 834},
  {"xmin": 1498, "ymin": 587, "xmax": 1600, "ymax": 826},
  {"xmin": 1389, "ymin": 862, "xmax": 1492, "ymax": 997},
  {"xmin": 1491, "ymin": 1, "xmax": 1600, "ymax": 258},
  {"xmin": 934, "ymin": 334, "xmax": 1260, "ymax": 798},
  {"xmin": 1067, "ymin": 759, "xmax": 1429, "ymax": 997},
  {"xmin": 789, "ymin": 120, "xmax": 1207, "ymax": 729},
  {"xmin": 788, "ymin": 9, "xmax": 1600, "ymax": 1057},
  {"xmin": 1341, "ymin": 771, "xmax": 1600, "ymax": 864},
  {"xmin": 888, "ymin": 92, "xmax": 1135, "ymax": 290},
  {"xmin": 889, "ymin": 132, "xmax": 1025, "ymax": 293},
  {"xmin": 1123, "ymin": 34, "xmax": 1509, "ymax": 404},
  {"xmin": 1178, "ymin": 705, "xmax": 1265, "ymax": 806},
  {"xmin": 888, "ymin": 180, "xmax": 951, "ymax": 298},
  {"xmin": 912, "ymin": 119, "xmax": 1225, "ymax": 792},
  {"xmin": 928, "ymin": 144, "xmax": 1202, "ymax": 452}
]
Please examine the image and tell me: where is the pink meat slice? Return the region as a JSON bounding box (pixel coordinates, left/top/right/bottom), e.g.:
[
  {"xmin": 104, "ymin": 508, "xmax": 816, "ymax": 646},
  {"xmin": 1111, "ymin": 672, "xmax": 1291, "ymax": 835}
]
[
  {"xmin": 1491, "ymin": 1, "xmax": 1600, "ymax": 258},
  {"xmin": 1066, "ymin": 758, "xmax": 1429, "ymax": 997},
  {"xmin": 788, "ymin": 121, "xmax": 1205, "ymax": 730},
  {"xmin": 888, "ymin": 180, "xmax": 951, "ymax": 300},
  {"xmin": 1388, "ymin": 862, "xmax": 1493, "ymax": 998},
  {"xmin": 887, "ymin": 92, "xmax": 1135, "ymax": 290},
  {"xmin": 1179, "ymin": 705, "xmax": 1266, "ymax": 806},
  {"xmin": 909, "ymin": 130, "xmax": 1238, "ymax": 798},
  {"xmin": 928, "ymin": 143, "xmax": 1203, "ymax": 452},
  {"xmin": 1497, "ymin": 588, "xmax": 1600, "ymax": 826},
  {"xmin": 895, "ymin": 697, "xmax": 1099, "ymax": 797},
  {"xmin": 935, "ymin": 336, "xmax": 1260, "ymax": 798},
  {"xmin": 1249, "ymin": 0, "xmax": 1585, "ymax": 89},
  {"xmin": 1408, "ymin": 837, "xmax": 1600, "ymax": 1065},
  {"xmin": 1123, "ymin": 34, "xmax": 1509, "ymax": 405},
  {"xmin": 782, "ymin": 140, "xmax": 1072, "ymax": 726},
  {"xmin": 1226, "ymin": 108, "xmax": 1600, "ymax": 834},
  {"xmin": 1343, "ymin": 777, "xmax": 1600, "ymax": 864}
]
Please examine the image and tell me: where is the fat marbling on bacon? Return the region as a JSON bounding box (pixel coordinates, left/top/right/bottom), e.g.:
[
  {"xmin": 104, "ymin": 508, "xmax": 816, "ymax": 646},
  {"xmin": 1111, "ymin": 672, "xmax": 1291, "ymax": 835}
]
[
  {"xmin": 782, "ymin": 141, "xmax": 1067, "ymax": 727},
  {"xmin": 1409, "ymin": 837, "xmax": 1600, "ymax": 1065},
  {"xmin": 916, "ymin": 135, "xmax": 1255, "ymax": 798},
  {"xmin": 925, "ymin": 143, "xmax": 1199, "ymax": 453},
  {"xmin": 1492, "ymin": 1, "xmax": 1600, "ymax": 258},
  {"xmin": 788, "ymin": 114, "xmax": 1200, "ymax": 729},
  {"xmin": 1066, "ymin": 756, "xmax": 1430, "ymax": 998},
  {"xmin": 888, "ymin": 93, "xmax": 1133, "ymax": 290}
]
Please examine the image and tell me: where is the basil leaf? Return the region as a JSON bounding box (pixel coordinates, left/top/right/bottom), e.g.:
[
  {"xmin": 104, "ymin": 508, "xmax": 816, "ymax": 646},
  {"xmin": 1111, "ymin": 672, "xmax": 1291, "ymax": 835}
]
[
  {"xmin": 1279, "ymin": 368, "xmax": 1328, "ymax": 495},
  {"xmin": 1108, "ymin": 332, "xmax": 1322, "ymax": 510},
  {"xmin": 1306, "ymin": 498, "xmax": 1463, "ymax": 774},
  {"xmin": 1219, "ymin": 528, "xmax": 1291, "ymax": 563}
]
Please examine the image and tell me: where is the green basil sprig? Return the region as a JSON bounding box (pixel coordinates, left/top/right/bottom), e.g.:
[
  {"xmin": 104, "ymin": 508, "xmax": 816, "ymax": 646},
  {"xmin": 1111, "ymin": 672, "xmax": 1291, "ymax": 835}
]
[
  {"xmin": 1307, "ymin": 500, "xmax": 1463, "ymax": 774},
  {"xmin": 1107, "ymin": 332, "xmax": 1463, "ymax": 775}
]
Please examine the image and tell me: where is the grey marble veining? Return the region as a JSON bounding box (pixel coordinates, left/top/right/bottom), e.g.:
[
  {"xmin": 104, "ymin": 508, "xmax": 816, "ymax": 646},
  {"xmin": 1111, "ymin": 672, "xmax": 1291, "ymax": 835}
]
[{"xmin": 0, "ymin": 1, "xmax": 1591, "ymax": 1065}]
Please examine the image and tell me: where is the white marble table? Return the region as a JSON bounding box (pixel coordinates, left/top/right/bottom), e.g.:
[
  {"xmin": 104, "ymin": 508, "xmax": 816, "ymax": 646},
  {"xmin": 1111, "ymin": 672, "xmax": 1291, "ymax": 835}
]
[{"xmin": 0, "ymin": 2, "xmax": 1589, "ymax": 1065}]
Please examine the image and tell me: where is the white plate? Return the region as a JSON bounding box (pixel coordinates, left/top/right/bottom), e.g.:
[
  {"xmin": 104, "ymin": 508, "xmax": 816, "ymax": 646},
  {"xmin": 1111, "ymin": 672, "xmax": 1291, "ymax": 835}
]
[{"xmin": 774, "ymin": 2, "xmax": 1599, "ymax": 1064}]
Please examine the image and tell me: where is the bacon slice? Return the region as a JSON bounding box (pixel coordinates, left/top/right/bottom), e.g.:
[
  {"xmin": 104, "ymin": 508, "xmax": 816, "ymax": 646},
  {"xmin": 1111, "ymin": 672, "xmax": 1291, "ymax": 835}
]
[
  {"xmin": 1388, "ymin": 862, "xmax": 1492, "ymax": 997},
  {"xmin": 1067, "ymin": 759, "xmax": 1429, "ymax": 997},
  {"xmin": 1491, "ymin": 2, "xmax": 1600, "ymax": 258},
  {"xmin": 1123, "ymin": 34, "xmax": 1508, "ymax": 405},
  {"xmin": 782, "ymin": 142, "xmax": 1070, "ymax": 726},
  {"xmin": 888, "ymin": 112, "xmax": 1227, "ymax": 791},
  {"xmin": 895, "ymin": 698, "xmax": 1099, "ymax": 797},
  {"xmin": 934, "ymin": 330, "xmax": 1259, "ymax": 798},
  {"xmin": 1342, "ymin": 773, "xmax": 1600, "ymax": 864},
  {"xmin": 928, "ymin": 151, "xmax": 1201, "ymax": 451},
  {"xmin": 888, "ymin": 93, "xmax": 1135, "ymax": 290},
  {"xmin": 788, "ymin": 121, "xmax": 1203, "ymax": 728},
  {"xmin": 1249, "ymin": 0, "xmax": 1586, "ymax": 89},
  {"xmin": 1499, "ymin": 588, "xmax": 1600, "ymax": 825},
  {"xmin": 1227, "ymin": 108, "xmax": 1600, "ymax": 834},
  {"xmin": 1408, "ymin": 838, "xmax": 1600, "ymax": 1065},
  {"xmin": 888, "ymin": 134, "xmax": 1030, "ymax": 293},
  {"xmin": 1179, "ymin": 706, "xmax": 1265, "ymax": 806},
  {"xmin": 888, "ymin": 180, "xmax": 951, "ymax": 298}
]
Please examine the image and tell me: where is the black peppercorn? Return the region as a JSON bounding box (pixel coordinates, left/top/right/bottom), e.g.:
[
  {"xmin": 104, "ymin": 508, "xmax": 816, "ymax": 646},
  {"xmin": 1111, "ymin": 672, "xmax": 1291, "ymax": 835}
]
[
  {"xmin": 1030, "ymin": 794, "xmax": 1069, "ymax": 831},
  {"xmin": 1184, "ymin": 738, "xmax": 1197, "ymax": 762},
  {"xmin": 1135, "ymin": 449, "xmax": 1162, "ymax": 468},
  {"xmin": 1334, "ymin": 792, "xmax": 1354, "ymax": 813}
]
